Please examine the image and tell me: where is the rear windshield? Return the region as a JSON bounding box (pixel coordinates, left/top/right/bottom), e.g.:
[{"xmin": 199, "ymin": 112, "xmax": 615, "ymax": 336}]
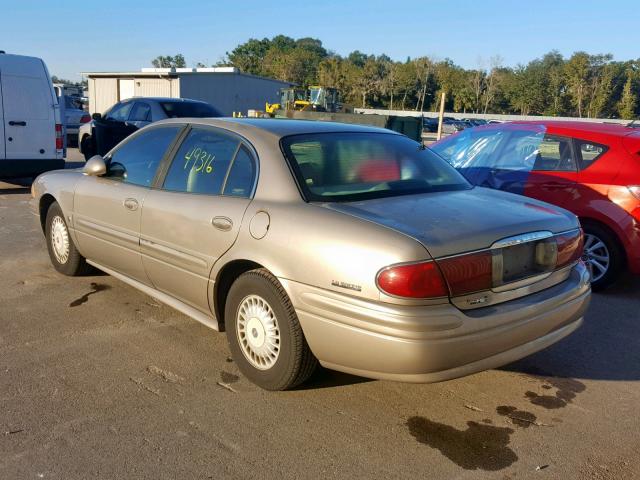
[
  {"xmin": 281, "ymin": 132, "xmax": 471, "ymax": 202},
  {"xmin": 159, "ymin": 101, "xmax": 221, "ymax": 118}
]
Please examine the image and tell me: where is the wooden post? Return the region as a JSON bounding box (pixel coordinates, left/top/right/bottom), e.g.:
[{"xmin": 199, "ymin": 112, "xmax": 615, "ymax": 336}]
[{"xmin": 436, "ymin": 91, "xmax": 446, "ymax": 141}]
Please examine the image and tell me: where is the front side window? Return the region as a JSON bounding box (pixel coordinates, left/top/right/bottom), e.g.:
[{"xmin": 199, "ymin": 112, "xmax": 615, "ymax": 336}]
[
  {"xmin": 107, "ymin": 126, "xmax": 181, "ymax": 187},
  {"xmin": 281, "ymin": 132, "xmax": 470, "ymax": 202},
  {"xmin": 106, "ymin": 102, "xmax": 133, "ymax": 122},
  {"xmin": 163, "ymin": 128, "xmax": 240, "ymax": 195}
]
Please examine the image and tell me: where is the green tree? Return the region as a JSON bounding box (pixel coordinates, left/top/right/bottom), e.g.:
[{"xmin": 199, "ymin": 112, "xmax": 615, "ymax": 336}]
[
  {"xmin": 618, "ymin": 72, "xmax": 638, "ymax": 119},
  {"xmin": 151, "ymin": 54, "xmax": 186, "ymax": 68}
]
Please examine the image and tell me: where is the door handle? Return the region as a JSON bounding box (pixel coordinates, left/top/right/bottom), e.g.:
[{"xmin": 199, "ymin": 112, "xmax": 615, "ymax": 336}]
[
  {"xmin": 212, "ymin": 216, "xmax": 233, "ymax": 231},
  {"xmin": 8, "ymin": 121, "xmax": 27, "ymax": 126},
  {"xmin": 543, "ymin": 182, "xmax": 566, "ymax": 191},
  {"xmin": 123, "ymin": 198, "xmax": 139, "ymax": 211}
]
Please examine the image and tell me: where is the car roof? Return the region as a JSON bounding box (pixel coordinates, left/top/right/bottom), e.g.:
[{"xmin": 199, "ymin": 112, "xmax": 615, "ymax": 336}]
[
  {"xmin": 155, "ymin": 117, "xmax": 400, "ymax": 139},
  {"xmin": 508, "ymin": 120, "xmax": 637, "ymax": 137},
  {"xmin": 122, "ymin": 97, "xmax": 209, "ymax": 104}
]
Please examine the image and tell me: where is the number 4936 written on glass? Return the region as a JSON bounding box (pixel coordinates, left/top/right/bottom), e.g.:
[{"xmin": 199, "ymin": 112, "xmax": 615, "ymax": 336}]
[{"xmin": 184, "ymin": 147, "xmax": 215, "ymax": 173}]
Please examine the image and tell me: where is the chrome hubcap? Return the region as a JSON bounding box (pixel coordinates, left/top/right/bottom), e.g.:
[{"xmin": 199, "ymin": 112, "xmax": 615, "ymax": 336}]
[
  {"xmin": 236, "ymin": 295, "xmax": 280, "ymax": 370},
  {"xmin": 582, "ymin": 233, "xmax": 610, "ymax": 283},
  {"xmin": 51, "ymin": 216, "xmax": 70, "ymax": 264}
]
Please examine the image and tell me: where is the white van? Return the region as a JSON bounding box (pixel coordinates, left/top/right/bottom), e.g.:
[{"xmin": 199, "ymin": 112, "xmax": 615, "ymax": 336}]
[{"xmin": 0, "ymin": 52, "xmax": 64, "ymax": 178}]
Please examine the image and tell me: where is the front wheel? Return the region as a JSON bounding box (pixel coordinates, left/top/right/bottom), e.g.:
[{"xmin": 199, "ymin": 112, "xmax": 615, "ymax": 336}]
[
  {"xmin": 45, "ymin": 202, "xmax": 92, "ymax": 276},
  {"xmin": 225, "ymin": 269, "xmax": 317, "ymax": 390},
  {"xmin": 582, "ymin": 222, "xmax": 624, "ymax": 291}
]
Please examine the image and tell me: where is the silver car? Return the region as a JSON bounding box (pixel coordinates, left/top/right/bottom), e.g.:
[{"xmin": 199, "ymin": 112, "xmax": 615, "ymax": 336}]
[{"xmin": 32, "ymin": 119, "xmax": 591, "ymax": 390}]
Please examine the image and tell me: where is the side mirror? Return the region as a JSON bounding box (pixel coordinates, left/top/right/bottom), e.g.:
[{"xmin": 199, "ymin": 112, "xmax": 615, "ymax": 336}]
[
  {"xmin": 92, "ymin": 112, "xmax": 102, "ymax": 121},
  {"xmin": 83, "ymin": 155, "xmax": 107, "ymax": 176}
]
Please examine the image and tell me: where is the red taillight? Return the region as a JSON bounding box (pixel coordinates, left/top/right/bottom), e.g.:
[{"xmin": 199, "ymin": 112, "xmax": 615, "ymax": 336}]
[
  {"xmin": 377, "ymin": 261, "xmax": 448, "ymax": 298},
  {"xmin": 556, "ymin": 229, "xmax": 584, "ymax": 268},
  {"xmin": 55, "ymin": 124, "xmax": 63, "ymax": 150},
  {"xmin": 629, "ymin": 186, "xmax": 640, "ymax": 200},
  {"xmin": 437, "ymin": 251, "xmax": 493, "ymax": 296},
  {"xmin": 80, "ymin": 114, "xmax": 91, "ymax": 124}
]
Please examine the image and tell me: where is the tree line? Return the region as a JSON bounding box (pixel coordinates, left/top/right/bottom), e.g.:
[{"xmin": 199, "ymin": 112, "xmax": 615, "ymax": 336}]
[{"xmin": 152, "ymin": 35, "xmax": 640, "ymax": 119}]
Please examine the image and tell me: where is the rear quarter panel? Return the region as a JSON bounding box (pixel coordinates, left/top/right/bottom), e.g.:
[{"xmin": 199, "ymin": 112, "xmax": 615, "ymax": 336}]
[{"xmin": 214, "ymin": 200, "xmax": 432, "ymax": 303}]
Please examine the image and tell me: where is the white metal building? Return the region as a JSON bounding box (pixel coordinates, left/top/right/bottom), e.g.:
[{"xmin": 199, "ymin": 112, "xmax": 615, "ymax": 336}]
[{"xmin": 83, "ymin": 67, "xmax": 292, "ymax": 116}]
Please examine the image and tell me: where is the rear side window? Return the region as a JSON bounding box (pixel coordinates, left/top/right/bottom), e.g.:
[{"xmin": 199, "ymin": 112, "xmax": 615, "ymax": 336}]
[
  {"xmin": 575, "ymin": 140, "xmax": 608, "ymax": 170},
  {"xmin": 130, "ymin": 102, "xmax": 151, "ymax": 122},
  {"xmin": 163, "ymin": 128, "xmax": 239, "ymax": 195},
  {"xmin": 223, "ymin": 146, "xmax": 256, "ymax": 197},
  {"xmin": 107, "ymin": 126, "xmax": 181, "ymax": 187},
  {"xmin": 531, "ymin": 135, "xmax": 577, "ymax": 172},
  {"xmin": 159, "ymin": 102, "xmax": 221, "ymax": 118}
]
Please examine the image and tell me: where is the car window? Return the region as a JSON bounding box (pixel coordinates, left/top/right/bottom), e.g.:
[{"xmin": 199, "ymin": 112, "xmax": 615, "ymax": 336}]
[
  {"xmin": 532, "ymin": 135, "xmax": 577, "ymax": 172},
  {"xmin": 107, "ymin": 126, "xmax": 182, "ymax": 187},
  {"xmin": 223, "ymin": 145, "xmax": 257, "ymax": 197},
  {"xmin": 159, "ymin": 101, "xmax": 221, "ymax": 118},
  {"xmin": 129, "ymin": 102, "xmax": 151, "ymax": 122},
  {"xmin": 434, "ymin": 128, "xmax": 514, "ymax": 168},
  {"xmin": 163, "ymin": 128, "xmax": 239, "ymax": 195},
  {"xmin": 576, "ymin": 140, "xmax": 608, "ymax": 169},
  {"xmin": 106, "ymin": 102, "xmax": 133, "ymax": 122},
  {"xmin": 281, "ymin": 132, "xmax": 470, "ymax": 202}
]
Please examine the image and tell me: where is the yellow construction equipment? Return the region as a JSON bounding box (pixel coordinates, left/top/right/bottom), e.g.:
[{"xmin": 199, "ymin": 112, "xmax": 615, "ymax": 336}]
[{"xmin": 266, "ymin": 86, "xmax": 340, "ymax": 115}]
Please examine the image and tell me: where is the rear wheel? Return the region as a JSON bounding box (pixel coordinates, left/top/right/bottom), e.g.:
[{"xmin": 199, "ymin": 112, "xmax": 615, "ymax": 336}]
[
  {"xmin": 581, "ymin": 222, "xmax": 624, "ymax": 291},
  {"xmin": 45, "ymin": 202, "xmax": 92, "ymax": 276},
  {"xmin": 225, "ymin": 268, "xmax": 317, "ymax": 390}
]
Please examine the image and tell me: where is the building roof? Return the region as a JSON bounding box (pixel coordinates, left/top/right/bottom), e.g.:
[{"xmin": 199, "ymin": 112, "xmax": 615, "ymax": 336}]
[{"xmin": 82, "ymin": 67, "xmax": 293, "ymax": 85}]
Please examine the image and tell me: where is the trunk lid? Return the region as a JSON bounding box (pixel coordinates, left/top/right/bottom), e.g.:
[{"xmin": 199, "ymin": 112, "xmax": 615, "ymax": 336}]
[{"xmin": 322, "ymin": 187, "xmax": 578, "ymax": 258}]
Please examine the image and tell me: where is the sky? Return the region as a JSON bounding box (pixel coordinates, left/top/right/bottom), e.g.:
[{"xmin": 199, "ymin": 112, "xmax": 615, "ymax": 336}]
[{"xmin": 1, "ymin": 0, "xmax": 639, "ymax": 81}]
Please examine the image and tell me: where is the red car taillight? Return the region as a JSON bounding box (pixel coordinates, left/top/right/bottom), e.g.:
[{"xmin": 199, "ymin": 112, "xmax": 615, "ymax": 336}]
[
  {"xmin": 377, "ymin": 261, "xmax": 448, "ymax": 298},
  {"xmin": 80, "ymin": 114, "xmax": 91, "ymax": 124},
  {"xmin": 376, "ymin": 229, "xmax": 584, "ymax": 300},
  {"xmin": 437, "ymin": 251, "xmax": 493, "ymax": 296},
  {"xmin": 55, "ymin": 124, "xmax": 63, "ymax": 150},
  {"xmin": 628, "ymin": 186, "xmax": 640, "ymax": 200}
]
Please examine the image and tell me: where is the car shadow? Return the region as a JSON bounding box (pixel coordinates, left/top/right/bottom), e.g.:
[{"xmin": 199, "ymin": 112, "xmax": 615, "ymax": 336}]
[
  {"xmin": 503, "ymin": 272, "xmax": 640, "ymax": 381},
  {"xmin": 0, "ymin": 186, "xmax": 30, "ymax": 195},
  {"xmin": 293, "ymin": 366, "xmax": 373, "ymax": 390},
  {"xmin": 0, "ymin": 177, "xmax": 33, "ymax": 194}
]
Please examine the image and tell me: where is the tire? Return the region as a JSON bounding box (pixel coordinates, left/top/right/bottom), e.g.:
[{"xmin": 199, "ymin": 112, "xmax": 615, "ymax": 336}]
[
  {"xmin": 80, "ymin": 135, "xmax": 95, "ymax": 161},
  {"xmin": 582, "ymin": 221, "xmax": 625, "ymax": 291},
  {"xmin": 225, "ymin": 268, "xmax": 317, "ymax": 390},
  {"xmin": 45, "ymin": 202, "xmax": 92, "ymax": 276}
]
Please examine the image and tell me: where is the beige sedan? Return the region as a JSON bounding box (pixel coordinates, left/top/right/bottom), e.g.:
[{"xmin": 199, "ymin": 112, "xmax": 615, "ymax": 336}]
[{"xmin": 32, "ymin": 118, "xmax": 591, "ymax": 390}]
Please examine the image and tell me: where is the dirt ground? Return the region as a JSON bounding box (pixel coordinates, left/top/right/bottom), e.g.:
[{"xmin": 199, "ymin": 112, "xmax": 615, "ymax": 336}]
[{"xmin": 1, "ymin": 154, "xmax": 639, "ymax": 479}]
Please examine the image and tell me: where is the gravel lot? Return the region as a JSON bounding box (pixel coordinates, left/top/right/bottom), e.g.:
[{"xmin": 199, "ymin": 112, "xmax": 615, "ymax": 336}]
[{"xmin": 1, "ymin": 152, "xmax": 639, "ymax": 479}]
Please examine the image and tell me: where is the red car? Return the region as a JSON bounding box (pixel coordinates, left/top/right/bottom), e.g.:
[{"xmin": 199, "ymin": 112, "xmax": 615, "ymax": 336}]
[{"xmin": 432, "ymin": 121, "xmax": 640, "ymax": 289}]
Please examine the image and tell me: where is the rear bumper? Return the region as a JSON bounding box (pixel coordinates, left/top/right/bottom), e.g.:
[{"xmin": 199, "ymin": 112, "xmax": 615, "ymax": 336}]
[
  {"xmin": 282, "ymin": 262, "xmax": 591, "ymax": 383},
  {"xmin": 0, "ymin": 159, "xmax": 65, "ymax": 178}
]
